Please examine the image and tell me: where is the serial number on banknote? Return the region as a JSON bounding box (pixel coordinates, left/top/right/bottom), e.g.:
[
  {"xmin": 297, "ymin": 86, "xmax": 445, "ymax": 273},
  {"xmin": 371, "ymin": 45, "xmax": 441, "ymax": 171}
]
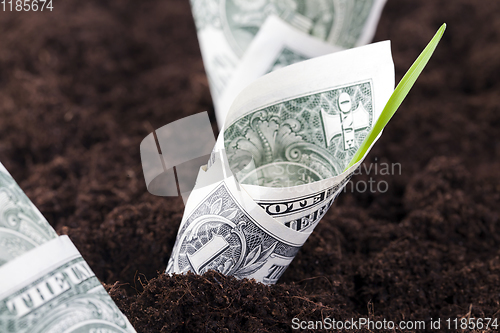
[{"xmin": 1, "ymin": 0, "xmax": 53, "ymax": 11}]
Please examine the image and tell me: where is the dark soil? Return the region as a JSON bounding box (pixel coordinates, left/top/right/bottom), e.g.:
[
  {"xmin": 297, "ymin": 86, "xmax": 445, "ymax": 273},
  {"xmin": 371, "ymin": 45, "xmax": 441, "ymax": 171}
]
[{"xmin": 0, "ymin": 0, "xmax": 499, "ymax": 332}]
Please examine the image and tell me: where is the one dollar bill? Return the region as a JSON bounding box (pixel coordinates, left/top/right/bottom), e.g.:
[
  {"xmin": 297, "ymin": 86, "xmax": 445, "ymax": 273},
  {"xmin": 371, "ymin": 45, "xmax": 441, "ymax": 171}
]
[
  {"xmin": 0, "ymin": 163, "xmax": 57, "ymax": 267},
  {"xmin": 166, "ymin": 41, "xmax": 394, "ymax": 284},
  {"xmin": 0, "ymin": 162, "xmax": 137, "ymax": 332},
  {"xmin": 0, "ymin": 236, "xmax": 136, "ymax": 333}
]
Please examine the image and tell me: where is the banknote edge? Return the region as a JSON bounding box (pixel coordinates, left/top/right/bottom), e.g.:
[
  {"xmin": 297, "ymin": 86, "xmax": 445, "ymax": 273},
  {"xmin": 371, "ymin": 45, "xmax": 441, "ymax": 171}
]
[{"xmin": 0, "ymin": 235, "xmax": 79, "ymax": 298}]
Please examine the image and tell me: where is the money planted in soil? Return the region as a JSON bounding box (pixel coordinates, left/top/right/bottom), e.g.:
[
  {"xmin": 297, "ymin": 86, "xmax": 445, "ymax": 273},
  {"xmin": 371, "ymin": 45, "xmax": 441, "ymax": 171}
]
[{"xmin": 165, "ymin": 25, "xmax": 445, "ymax": 284}]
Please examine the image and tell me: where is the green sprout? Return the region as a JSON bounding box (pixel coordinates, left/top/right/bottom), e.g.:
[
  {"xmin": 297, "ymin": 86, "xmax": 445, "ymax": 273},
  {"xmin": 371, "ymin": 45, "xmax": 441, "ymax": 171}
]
[{"xmin": 346, "ymin": 23, "xmax": 447, "ymax": 170}]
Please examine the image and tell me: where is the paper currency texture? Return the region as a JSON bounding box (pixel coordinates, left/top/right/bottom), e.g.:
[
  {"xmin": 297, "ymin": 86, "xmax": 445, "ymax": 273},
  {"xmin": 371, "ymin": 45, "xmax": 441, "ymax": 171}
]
[
  {"xmin": 0, "ymin": 163, "xmax": 57, "ymax": 266},
  {"xmin": 189, "ymin": 0, "xmax": 387, "ymax": 127},
  {"xmin": 0, "ymin": 236, "xmax": 136, "ymax": 333},
  {"xmin": 217, "ymin": 15, "xmax": 343, "ymax": 127},
  {"xmin": 0, "ymin": 162, "xmax": 137, "ymax": 332},
  {"xmin": 166, "ymin": 42, "xmax": 395, "ymax": 284}
]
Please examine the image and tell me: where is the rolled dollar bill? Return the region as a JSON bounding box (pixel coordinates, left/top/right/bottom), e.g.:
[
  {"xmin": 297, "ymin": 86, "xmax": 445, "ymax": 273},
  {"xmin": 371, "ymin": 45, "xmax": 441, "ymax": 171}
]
[
  {"xmin": 218, "ymin": 15, "xmax": 343, "ymax": 125},
  {"xmin": 0, "ymin": 163, "xmax": 136, "ymax": 332},
  {"xmin": 166, "ymin": 41, "xmax": 395, "ymax": 284},
  {"xmin": 189, "ymin": 0, "xmax": 387, "ymax": 126},
  {"xmin": 0, "ymin": 236, "xmax": 136, "ymax": 333},
  {"xmin": 0, "ymin": 163, "xmax": 57, "ymax": 266}
]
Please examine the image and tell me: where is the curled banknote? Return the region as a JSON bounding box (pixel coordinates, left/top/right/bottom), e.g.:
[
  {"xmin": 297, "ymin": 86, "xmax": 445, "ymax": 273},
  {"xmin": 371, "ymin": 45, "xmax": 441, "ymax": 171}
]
[
  {"xmin": 0, "ymin": 163, "xmax": 57, "ymax": 266},
  {"xmin": 0, "ymin": 163, "xmax": 136, "ymax": 333},
  {"xmin": 189, "ymin": 0, "xmax": 387, "ymax": 127},
  {"xmin": 166, "ymin": 41, "xmax": 395, "ymax": 284}
]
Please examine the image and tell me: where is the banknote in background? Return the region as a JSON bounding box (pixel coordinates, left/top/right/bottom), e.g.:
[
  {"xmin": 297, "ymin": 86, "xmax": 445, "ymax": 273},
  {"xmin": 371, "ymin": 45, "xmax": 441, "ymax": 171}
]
[
  {"xmin": 189, "ymin": 0, "xmax": 387, "ymax": 127},
  {"xmin": 0, "ymin": 162, "xmax": 136, "ymax": 332},
  {"xmin": 217, "ymin": 15, "xmax": 343, "ymax": 124},
  {"xmin": 166, "ymin": 41, "xmax": 395, "ymax": 284}
]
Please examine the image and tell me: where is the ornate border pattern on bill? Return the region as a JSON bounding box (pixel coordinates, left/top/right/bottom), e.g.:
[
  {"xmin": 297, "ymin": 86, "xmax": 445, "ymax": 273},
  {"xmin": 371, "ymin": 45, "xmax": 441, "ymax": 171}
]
[
  {"xmin": 167, "ymin": 183, "xmax": 301, "ymax": 283},
  {"xmin": 224, "ymin": 81, "xmax": 373, "ymax": 186},
  {"xmin": 0, "ymin": 162, "xmax": 137, "ymax": 332}
]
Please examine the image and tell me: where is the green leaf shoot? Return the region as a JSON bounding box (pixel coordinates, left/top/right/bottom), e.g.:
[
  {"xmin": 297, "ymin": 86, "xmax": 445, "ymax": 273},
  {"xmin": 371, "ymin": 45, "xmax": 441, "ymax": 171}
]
[{"xmin": 346, "ymin": 23, "xmax": 447, "ymax": 170}]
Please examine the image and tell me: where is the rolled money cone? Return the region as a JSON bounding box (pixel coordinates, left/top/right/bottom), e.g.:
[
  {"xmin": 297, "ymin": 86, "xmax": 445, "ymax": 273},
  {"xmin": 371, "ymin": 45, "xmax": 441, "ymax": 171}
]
[
  {"xmin": 0, "ymin": 162, "xmax": 137, "ymax": 332},
  {"xmin": 166, "ymin": 41, "xmax": 395, "ymax": 284},
  {"xmin": 0, "ymin": 236, "xmax": 136, "ymax": 333},
  {"xmin": 217, "ymin": 15, "xmax": 344, "ymax": 127},
  {"xmin": 0, "ymin": 163, "xmax": 58, "ymax": 266},
  {"xmin": 189, "ymin": 0, "xmax": 388, "ymax": 128}
]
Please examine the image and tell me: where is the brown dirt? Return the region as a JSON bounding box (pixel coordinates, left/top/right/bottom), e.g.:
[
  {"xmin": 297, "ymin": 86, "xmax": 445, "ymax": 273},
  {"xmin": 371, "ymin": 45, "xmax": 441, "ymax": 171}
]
[{"xmin": 0, "ymin": 0, "xmax": 499, "ymax": 332}]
